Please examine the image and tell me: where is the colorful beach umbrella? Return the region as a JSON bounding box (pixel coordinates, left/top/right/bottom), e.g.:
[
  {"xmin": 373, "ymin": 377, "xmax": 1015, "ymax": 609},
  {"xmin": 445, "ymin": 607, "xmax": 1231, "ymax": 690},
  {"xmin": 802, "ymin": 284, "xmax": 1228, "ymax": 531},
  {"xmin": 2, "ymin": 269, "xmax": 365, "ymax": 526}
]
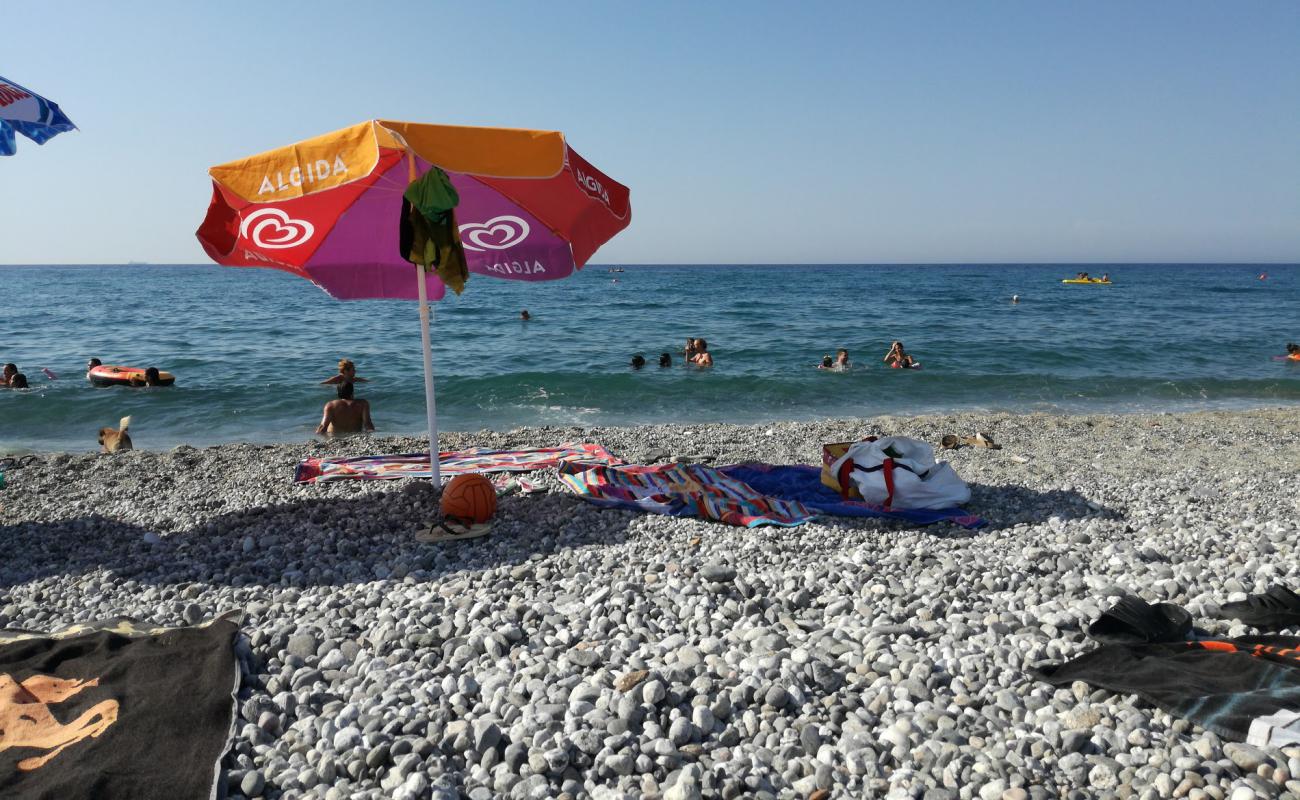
[
  {"xmin": 196, "ymin": 120, "xmax": 631, "ymax": 481},
  {"xmin": 0, "ymin": 75, "xmax": 77, "ymax": 156}
]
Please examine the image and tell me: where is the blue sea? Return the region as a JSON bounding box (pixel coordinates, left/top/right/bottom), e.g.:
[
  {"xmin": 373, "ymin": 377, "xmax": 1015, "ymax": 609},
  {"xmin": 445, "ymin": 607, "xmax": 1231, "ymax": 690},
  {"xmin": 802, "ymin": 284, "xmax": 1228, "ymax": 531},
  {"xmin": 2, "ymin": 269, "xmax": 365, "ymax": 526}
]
[{"xmin": 2, "ymin": 264, "xmax": 1297, "ymax": 453}]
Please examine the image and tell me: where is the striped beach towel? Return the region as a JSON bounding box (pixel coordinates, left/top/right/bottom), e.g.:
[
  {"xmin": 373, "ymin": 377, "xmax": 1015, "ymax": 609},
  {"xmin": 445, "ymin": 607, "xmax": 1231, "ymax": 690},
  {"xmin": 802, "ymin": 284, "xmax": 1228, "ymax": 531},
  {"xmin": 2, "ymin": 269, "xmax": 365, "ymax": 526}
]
[
  {"xmin": 294, "ymin": 444, "xmax": 621, "ymax": 483},
  {"xmin": 557, "ymin": 462, "xmax": 817, "ymax": 528}
]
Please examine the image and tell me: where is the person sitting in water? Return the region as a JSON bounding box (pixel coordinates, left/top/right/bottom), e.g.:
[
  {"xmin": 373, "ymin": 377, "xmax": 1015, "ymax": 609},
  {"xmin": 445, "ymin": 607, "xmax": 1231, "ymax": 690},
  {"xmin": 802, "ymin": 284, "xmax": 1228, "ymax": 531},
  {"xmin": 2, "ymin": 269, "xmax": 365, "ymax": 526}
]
[
  {"xmin": 659, "ymin": 353, "xmax": 672, "ymax": 368},
  {"xmin": 315, "ymin": 381, "xmax": 374, "ymax": 436},
  {"xmin": 884, "ymin": 341, "xmax": 917, "ymax": 369},
  {"xmin": 1, "ymin": 363, "xmax": 16, "ymax": 387},
  {"xmin": 321, "ymin": 358, "xmax": 368, "ymax": 385},
  {"xmin": 834, "ymin": 349, "xmax": 850, "ymax": 369},
  {"xmin": 1100, "ymin": 273, "xmax": 1110, "ymax": 282},
  {"xmin": 520, "ymin": 309, "xmax": 531, "ymax": 321},
  {"xmin": 691, "ymin": 339, "xmax": 713, "ymax": 367},
  {"xmin": 8, "ymin": 372, "xmax": 28, "ymax": 389},
  {"xmin": 631, "ymin": 354, "xmax": 646, "ymax": 369}
]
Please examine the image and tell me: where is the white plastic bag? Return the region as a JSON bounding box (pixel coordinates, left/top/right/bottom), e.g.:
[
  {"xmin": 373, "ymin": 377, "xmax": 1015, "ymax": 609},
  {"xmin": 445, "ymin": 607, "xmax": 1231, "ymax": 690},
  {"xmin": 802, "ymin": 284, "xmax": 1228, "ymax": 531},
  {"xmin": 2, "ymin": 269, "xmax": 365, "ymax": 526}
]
[{"xmin": 829, "ymin": 436, "xmax": 970, "ymax": 510}]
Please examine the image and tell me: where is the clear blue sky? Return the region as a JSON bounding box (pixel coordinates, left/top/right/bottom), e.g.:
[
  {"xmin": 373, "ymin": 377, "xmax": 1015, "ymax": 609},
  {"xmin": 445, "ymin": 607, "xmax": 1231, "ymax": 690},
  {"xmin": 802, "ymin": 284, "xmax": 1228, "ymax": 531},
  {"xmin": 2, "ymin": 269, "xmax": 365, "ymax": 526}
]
[{"xmin": 3, "ymin": 1, "xmax": 1297, "ymax": 264}]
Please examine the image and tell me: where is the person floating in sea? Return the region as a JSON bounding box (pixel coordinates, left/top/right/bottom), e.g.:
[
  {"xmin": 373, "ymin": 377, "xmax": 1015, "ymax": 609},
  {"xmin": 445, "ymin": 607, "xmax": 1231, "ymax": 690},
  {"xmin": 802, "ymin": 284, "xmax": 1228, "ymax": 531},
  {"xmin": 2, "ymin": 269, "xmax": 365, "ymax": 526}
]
[
  {"xmin": 520, "ymin": 309, "xmax": 531, "ymax": 321},
  {"xmin": 659, "ymin": 353, "xmax": 672, "ymax": 368},
  {"xmin": 1286, "ymin": 343, "xmax": 1300, "ymax": 361},
  {"xmin": 86, "ymin": 358, "xmax": 102, "ymax": 378},
  {"xmin": 630, "ymin": 354, "xmax": 646, "ymax": 369},
  {"xmin": 834, "ymin": 349, "xmax": 850, "ymax": 369},
  {"xmin": 691, "ymin": 339, "xmax": 713, "ymax": 367},
  {"xmin": 683, "ymin": 338, "xmax": 698, "ymax": 361},
  {"xmin": 1012, "ymin": 294, "xmax": 1020, "ymax": 304},
  {"xmin": 8, "ymin": 372, "xmax": 29, "ymax": 389},
  {"xmin": 316, "ymin": 382, "xmax": 374, "ymax": 436},
  {"xmin": 321, "ymin": 358, "xmax": 368, "ymax": 386},
  {"xmin": 130, "ymin": 367, "xmax": 167, "ymax": 387},
  {"xmin": 884, "ymin": 341, "xmax": 918, "ymax": 369},
  {"xmin": 818, "ymin": 355, "xmax": 834, "ymax": 370},
  {"xmin": 1, "ymin": 363, "xmax": 16, "ymax": 387}
]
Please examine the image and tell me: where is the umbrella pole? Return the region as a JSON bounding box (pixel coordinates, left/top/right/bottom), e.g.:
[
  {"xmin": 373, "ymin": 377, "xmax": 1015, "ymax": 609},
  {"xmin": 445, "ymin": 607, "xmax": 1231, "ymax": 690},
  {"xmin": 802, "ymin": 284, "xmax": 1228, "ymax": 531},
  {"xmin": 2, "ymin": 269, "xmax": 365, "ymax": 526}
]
[{"xmin": 417, "ymin": 269, "xmax": 440, "ymax": 485}]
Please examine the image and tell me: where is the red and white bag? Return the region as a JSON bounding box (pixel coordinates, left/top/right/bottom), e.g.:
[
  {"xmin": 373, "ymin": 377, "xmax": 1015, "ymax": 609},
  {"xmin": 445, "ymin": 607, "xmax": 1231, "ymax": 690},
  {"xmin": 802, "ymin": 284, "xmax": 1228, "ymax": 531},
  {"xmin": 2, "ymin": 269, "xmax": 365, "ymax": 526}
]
[{"xmin": 829, "ymin": 436, "xmax": 970, "ymax": 510}]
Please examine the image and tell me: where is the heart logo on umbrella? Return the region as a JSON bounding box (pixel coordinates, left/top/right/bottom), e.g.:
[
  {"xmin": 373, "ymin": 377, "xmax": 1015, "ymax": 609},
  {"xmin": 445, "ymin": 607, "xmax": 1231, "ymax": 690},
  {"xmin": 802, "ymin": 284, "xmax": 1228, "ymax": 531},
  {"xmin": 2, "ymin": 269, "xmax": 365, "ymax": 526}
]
[
  {"xmin": 459, "ymin": 216, "xmax": 530, "ymax": 252},
  {"xmin": 240, "ymin": 208, "xmax": 315, "ymax": 249}
]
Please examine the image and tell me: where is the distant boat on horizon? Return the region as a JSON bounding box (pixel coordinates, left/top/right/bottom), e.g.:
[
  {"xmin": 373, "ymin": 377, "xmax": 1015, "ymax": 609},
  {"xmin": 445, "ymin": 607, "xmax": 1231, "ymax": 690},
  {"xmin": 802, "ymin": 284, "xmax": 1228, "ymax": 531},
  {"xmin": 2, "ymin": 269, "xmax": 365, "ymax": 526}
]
[{"xmin": 126, "ymin": 260, "xmax": 149, "ymax": 266}]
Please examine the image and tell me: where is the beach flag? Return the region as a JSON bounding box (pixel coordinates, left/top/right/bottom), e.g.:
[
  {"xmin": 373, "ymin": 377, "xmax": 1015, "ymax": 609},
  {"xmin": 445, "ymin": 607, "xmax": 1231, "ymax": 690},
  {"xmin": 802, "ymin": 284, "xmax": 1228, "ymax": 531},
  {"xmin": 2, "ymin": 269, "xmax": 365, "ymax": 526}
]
[
  {"xmin": 0, "ymin": 76, "xmax": 76, "ymax": 156},
  {"xmin": 0, "ymin": 616, "xmax": 239, "ymax": 800}
]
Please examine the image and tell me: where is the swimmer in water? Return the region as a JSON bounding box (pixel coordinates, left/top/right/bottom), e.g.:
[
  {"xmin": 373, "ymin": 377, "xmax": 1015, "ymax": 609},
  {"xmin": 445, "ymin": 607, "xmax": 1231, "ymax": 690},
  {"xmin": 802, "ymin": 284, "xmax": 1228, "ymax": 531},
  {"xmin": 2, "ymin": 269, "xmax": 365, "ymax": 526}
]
[
  {"xmin": 691, "ymin": 339, "xmax": 713, "ymax": 367},
  {"xmin": 659, "ymin": 353, "xmax": 672, "ymax": 368},
  {"xmin": 1, "ymin": 363, "xmax": 16, "ymax": 387},
  {"xmin": 631, "ymin": 354, "xmax": 646, "ymax": 369},
  {"xmin": 1287, "ymin": 343, "xmax": 1300, "ymax": 361},
  {"xmin": 9, "ymin": 372, "xmax": 28, "ymax": 389},
  {"xmin": 834, "ymin": 349, "xmax": 849, "ymax": 369},
  {"xmin": 321, "ymin": 358, "xmax": 368, "ymax": 386},
  {"xmin": 884, "ymin": 341, "xmax": 917, "ymax": 369},
  {"xmin": 520, "ymin": 309, "xmax": 531, "ymax": 321},
  {"xmin": 1012, "ymin": 294, "xmax": 1020, "ymax": 304},
  {"xmin": 818, "ymin": 355, "xmax": 834, "ymax": 370},
  {"xmin": 316, "ymin": 381, "xmax": 375, "ymax": 436}
]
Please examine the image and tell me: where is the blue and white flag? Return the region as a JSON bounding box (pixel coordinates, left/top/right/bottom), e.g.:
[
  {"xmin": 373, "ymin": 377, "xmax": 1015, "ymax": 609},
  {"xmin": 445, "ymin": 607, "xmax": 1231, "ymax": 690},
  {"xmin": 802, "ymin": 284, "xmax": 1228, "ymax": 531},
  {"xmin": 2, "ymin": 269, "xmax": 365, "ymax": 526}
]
[{"xmin": 0, "ymin": 76, "xmax": 76, "ymax": 156}]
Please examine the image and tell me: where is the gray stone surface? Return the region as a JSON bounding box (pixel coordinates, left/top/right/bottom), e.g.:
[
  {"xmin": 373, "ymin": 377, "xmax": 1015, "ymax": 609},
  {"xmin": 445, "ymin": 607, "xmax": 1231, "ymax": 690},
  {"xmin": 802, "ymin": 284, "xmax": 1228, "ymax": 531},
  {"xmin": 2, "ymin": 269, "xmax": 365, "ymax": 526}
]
[{"xmin": 3, "ymin": 410, "xmax": 1298, "ymax": 798}]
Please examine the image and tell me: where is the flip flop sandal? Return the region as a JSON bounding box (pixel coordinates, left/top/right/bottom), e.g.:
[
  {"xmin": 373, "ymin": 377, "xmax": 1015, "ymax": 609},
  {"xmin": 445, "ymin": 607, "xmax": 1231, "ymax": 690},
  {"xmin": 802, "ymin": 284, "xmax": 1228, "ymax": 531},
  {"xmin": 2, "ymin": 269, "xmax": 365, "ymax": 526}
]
[
  {"xmin": 0, "ymin": 456, "xmax": 36, "ymax": 469},
  {"xmin": 1087, "ymin": 596, "xmax": 1193, "ymax": 645},
  {"xmin": 415, "ymin": 519, "xmax": 492, "ymax": 543},
  {"xmin": 1215, "ymin": 585, "xmax": 1300, "ymax": 630}
]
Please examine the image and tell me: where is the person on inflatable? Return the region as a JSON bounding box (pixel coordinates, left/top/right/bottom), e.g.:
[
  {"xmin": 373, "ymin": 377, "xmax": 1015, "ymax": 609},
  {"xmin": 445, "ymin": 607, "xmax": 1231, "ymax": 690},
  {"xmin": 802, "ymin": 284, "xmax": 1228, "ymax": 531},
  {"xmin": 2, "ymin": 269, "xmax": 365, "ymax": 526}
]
[{"xmin": 1287, "ymin": 343, "xmax": 1300, "ymax": 361}]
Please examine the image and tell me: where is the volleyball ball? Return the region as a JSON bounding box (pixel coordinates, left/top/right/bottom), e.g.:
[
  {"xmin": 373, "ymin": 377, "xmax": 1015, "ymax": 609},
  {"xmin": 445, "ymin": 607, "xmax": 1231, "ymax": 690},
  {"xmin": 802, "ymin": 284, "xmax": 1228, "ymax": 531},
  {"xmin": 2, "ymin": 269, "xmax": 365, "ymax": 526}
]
[{"xmin": 440, "ymin": 474, "xmax": 498, "ymax": 524}]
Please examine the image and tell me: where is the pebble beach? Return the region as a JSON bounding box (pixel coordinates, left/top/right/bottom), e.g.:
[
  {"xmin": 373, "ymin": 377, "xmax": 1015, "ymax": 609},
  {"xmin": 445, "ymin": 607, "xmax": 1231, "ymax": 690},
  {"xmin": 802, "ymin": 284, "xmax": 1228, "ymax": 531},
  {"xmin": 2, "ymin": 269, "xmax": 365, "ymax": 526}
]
[{"xmin": 3, "ymin": 408, "xmax": 1299, "ymax": 800}]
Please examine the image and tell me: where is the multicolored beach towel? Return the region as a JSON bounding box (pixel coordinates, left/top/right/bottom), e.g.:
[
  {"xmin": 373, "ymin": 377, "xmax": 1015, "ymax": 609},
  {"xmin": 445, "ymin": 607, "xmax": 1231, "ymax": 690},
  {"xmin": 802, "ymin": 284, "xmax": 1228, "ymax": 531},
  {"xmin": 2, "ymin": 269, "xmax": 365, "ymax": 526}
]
[
  {"xmin": 720, "ymin": 463, "xmax": 984, "ymax": 528},
  {"xmin": 294, "ymin": 444, "xmax": 620, "ymax": 483},
  {"xmin": 557, "ymin": 462, "xmax": 817, "ymax": 528}
]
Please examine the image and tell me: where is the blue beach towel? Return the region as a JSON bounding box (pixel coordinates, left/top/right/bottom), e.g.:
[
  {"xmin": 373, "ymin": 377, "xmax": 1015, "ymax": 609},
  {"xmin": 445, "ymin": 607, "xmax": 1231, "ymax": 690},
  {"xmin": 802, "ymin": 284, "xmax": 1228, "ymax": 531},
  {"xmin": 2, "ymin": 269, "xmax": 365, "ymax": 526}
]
[{"xmin": 719, "ymin": 463, "xmax": 985, "ymax": 529}]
